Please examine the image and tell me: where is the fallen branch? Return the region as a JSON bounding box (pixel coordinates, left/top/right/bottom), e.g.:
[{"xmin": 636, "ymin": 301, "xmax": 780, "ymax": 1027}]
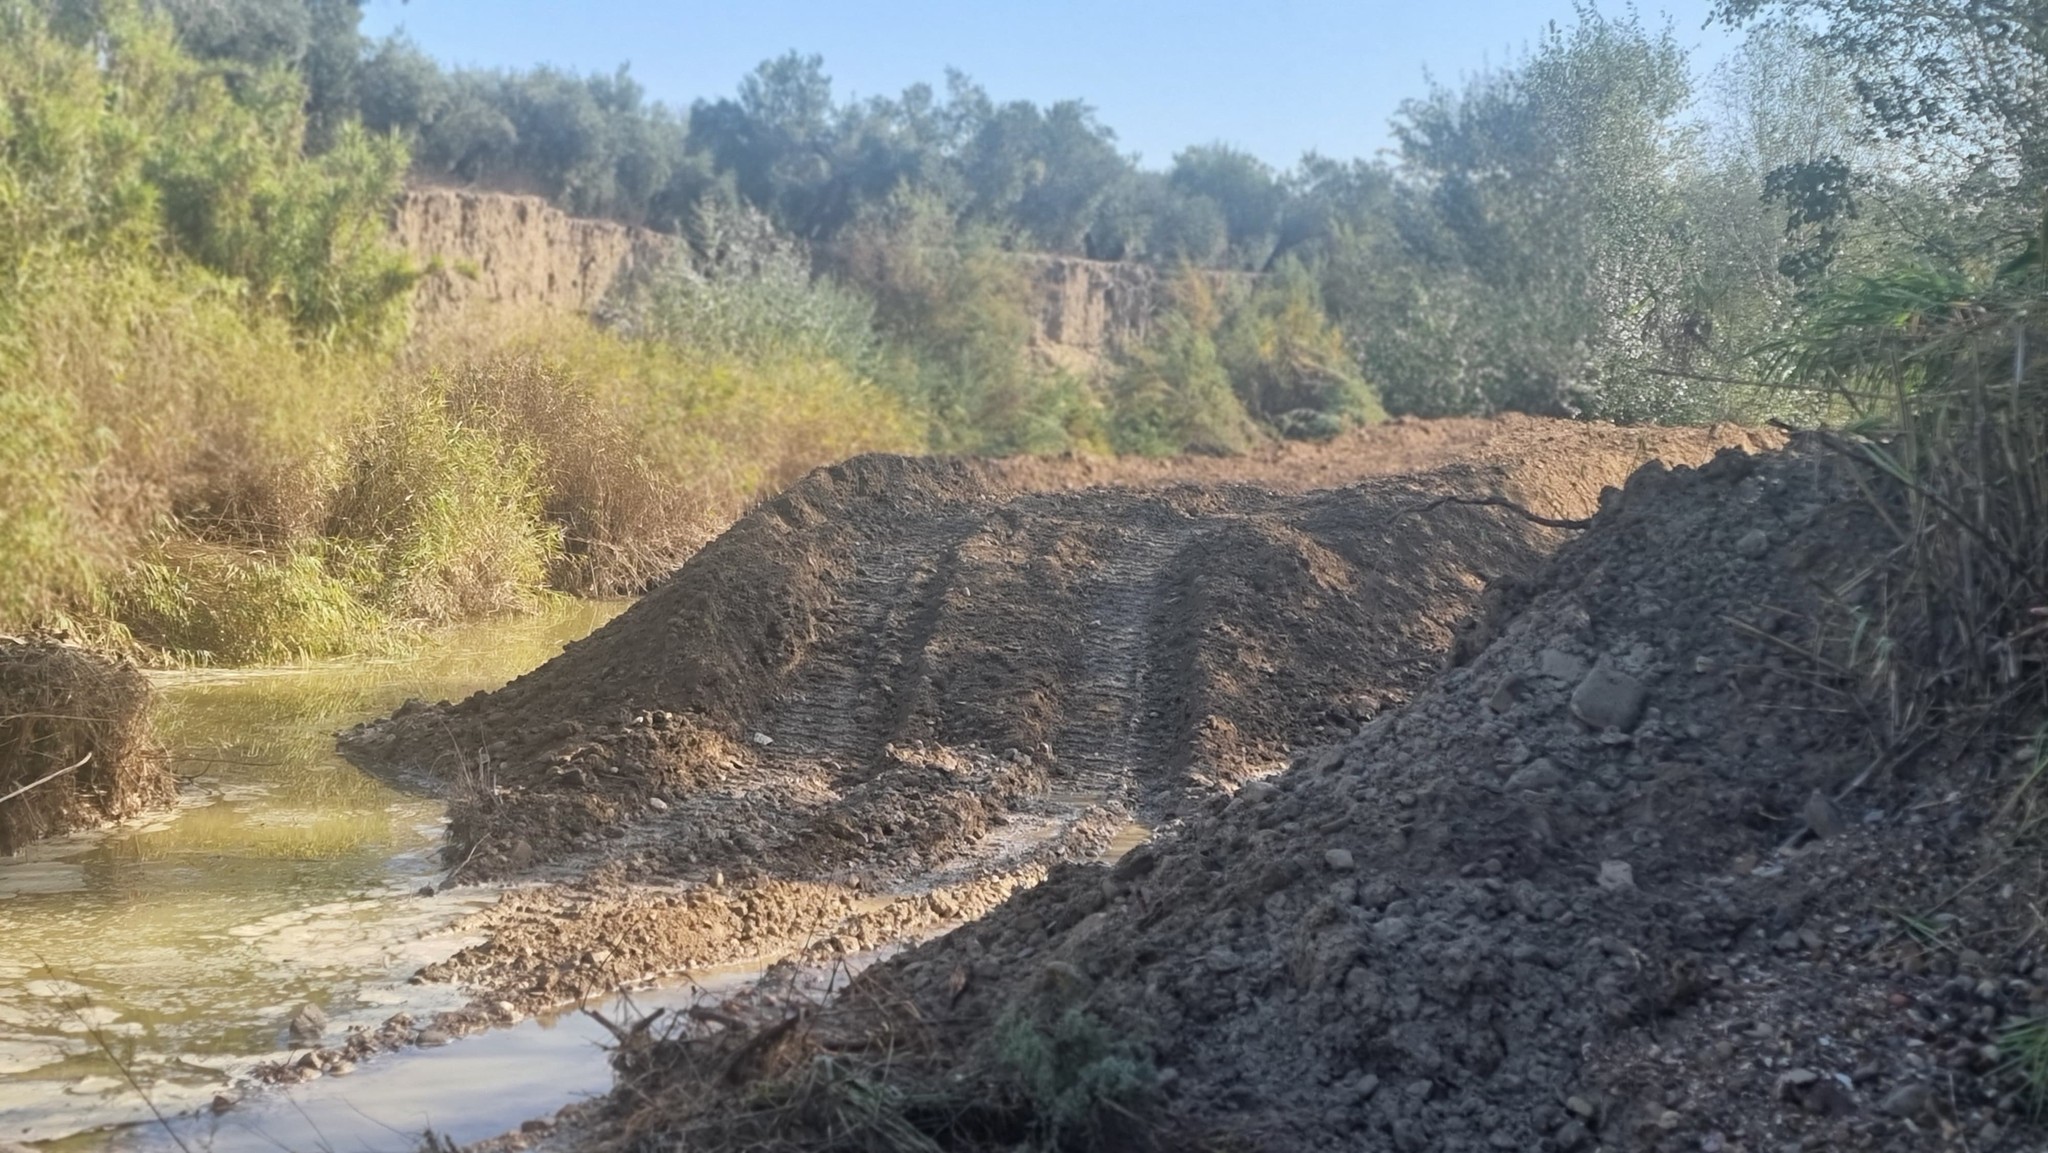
[
  {"xmin": 0, "ymin": 752, "xmax": 91, "ymax": 807},
  {"xmin": 1392, "ymin": 494, "xmax": 1592, "ymax": 531}
]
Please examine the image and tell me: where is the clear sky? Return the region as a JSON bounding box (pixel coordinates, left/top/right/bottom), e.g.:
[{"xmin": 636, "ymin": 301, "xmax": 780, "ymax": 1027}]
[{"xmin": 358, "ymin": 1, "xmax": 1742, "ymax": 170}]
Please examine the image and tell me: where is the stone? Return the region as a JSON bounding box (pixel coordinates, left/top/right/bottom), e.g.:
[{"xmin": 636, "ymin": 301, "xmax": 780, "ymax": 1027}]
[
  {"xmin": 1506, "ymin": 758, "xmax": 1567, "ymax": 792},
  {"xmin": 287, "ymin": 1003, "xmax": 327, "ymax": 1044},
  {"xmin": 1802, "ymin": 790, "xmax": 1844, "ymax": 839},
  {"xmin": 1735, "ymin": 528, "xmax": 1771, "ymax": 559},
  {"xmin": 416, "ymin": 1028, "xmax": 452, "ymax": 1047},
  {"xmin": 1571, "ymin": 667, "xmax": 1648, "ymax": 732},
  {"xmin": 1324, "ymin": 848, "xmax": 1356, "ymax": 872},
  {"xmin": 1774, "ymin": 1068, "xmax": 1819, "ymax": 1100},
  {"xmin": 646, "ymin": 796, "xmax": 670, "ymax": 812},
  {"xmin": 1597, "ymin": 860, "xmax": 1636, "ymax": 891},
  {"xmin": 1487, "ymin": 675, "xmax": 1529, "ymax": 714},
  {"xmin": 1204, "ymin": 947, "xmax": 1245, "ymax": 973},
  {"xmin": 1540, "ymin": 648, "xmax": 1590, "ymax": 683},
  {"xmin": 1235, "ymin": 780, "xmax": 1278, "ymax": 805},
  {"xmin": 750, "ymin": 731, "xmax": 774, "ymax": 746},
  {"xmin": 1305, "ymin": 746, "xmax": 1347, "ymax": 774}
]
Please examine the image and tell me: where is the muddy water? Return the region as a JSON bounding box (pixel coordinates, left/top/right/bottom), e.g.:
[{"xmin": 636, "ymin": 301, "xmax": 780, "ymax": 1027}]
[{"xmin": 0, "ymin": 601, "xmax": 626, "ymax": 1148}]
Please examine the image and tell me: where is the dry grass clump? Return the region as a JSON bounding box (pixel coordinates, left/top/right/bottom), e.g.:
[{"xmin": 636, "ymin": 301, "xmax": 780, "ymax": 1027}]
[
  {"xmin": 434, "ymin": 346, "xmax": 698, "ymax": 596},
  {"xmin": 0, "ymin": 636, "xmax": 173, "ymax": 853},
  {"xmin": 409, "ymin": 310, "xmax": 921, "ymax": 595},
  {"xmin": 1778, "ymin": 281, "xmax": 2047, "ymax": 753}
]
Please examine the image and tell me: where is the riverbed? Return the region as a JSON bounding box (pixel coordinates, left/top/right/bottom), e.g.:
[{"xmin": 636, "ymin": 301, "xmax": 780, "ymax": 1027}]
[{"xmin": 0, "ymin": 602, "xmax": 626, "ymax": 1148}]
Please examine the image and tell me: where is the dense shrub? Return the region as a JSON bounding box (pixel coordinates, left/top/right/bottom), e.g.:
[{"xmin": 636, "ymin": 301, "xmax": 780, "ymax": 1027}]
[
  {"xmin": 326, "ymin": 384, "xmax": 561, "ymax": 622},
  {"xmin": 112, "ymin": 545, "xmax": 385, "ymax": 665}
]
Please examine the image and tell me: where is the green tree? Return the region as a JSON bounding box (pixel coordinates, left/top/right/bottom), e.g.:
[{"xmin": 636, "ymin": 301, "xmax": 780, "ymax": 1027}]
[
  {"xmin": 1714, "ymin": 0, "xmax": 2048, "ymax": 190},
  {"xmin": 1328, "ymin": 8, "xmax": 1703, "ymax": 418},
  {"xmin": 1169, "ymin": 144, "xmax": 1285, "ymax": 269}
]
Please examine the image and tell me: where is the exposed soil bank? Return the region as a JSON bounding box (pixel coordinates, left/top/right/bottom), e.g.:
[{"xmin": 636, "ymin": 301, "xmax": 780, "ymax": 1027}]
[
  {"xmin": 0, "ymin": 637, "xmax": 172, "ymax": 854},
  {"xmin": 313, "ymin": 417, "xmax": 1775, "ymax": 1137},
  {"xmin": 570, "ymin": 442, "xmax": 2048, "ymax": 1153}
]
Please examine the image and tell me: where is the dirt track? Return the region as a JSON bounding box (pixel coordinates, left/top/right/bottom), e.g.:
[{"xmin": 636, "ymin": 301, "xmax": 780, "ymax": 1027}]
[{"xmin": 334, "ymin": 417, "xmax": 1768, "ymax": 1021}]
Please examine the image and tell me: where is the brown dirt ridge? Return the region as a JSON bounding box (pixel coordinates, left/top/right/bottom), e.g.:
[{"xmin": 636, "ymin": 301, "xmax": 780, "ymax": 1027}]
[
  {"xmin": 566, "ymin": 440, "xmax": 2048, "ymax": 1153},
  {"xmin": 342, "ymin": 415, "xmax": 1759, "ymax": 890},
  {"xmin": 325, "ymin": 416, "xmax": 1758, "ymax": 1041}
]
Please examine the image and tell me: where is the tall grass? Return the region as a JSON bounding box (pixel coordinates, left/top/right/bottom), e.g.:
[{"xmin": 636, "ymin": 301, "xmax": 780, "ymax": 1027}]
[
  {"xmin": 327, "ymin": 383, "xmax": 562, "ymax": 622},
  {"xmin": 409, "ymin": 310, "xmax": 920, "ymax": 596},
  {"xmin": 111, "ymin": 544, "xmax": 388, "ymax": 665},
  {"xmin": 1767, "ymin": 232, "xmax": 2048, "ymax": 740}
]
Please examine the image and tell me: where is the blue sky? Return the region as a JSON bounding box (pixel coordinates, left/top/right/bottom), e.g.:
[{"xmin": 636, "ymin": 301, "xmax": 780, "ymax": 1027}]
[{"xmin": 359, "ymin": 1, "xmax": 1741, "ymax": 170}]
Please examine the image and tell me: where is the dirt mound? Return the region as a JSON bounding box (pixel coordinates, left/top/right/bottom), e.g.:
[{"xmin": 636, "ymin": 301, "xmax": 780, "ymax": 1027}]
[
  {"xmin": 988, "ymin": 413, "xmax": 1761, "ymax": 497},
  {"xmin": 577, "ymin": 442, "xmax": 2048, "ymax": 1153},
  {"xmin": 343, "ymin": 421, "xmax": 1754, "ymax": 892},
  {"xmin": 0, "ymin": 637, "xmax": 173, "ymax": 853}
]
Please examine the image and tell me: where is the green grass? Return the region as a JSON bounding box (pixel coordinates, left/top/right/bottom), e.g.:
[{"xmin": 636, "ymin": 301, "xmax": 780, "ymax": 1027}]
[
  {"xmin": 2000, "ymin": 1015, "xmax": 2048, "ymax": 1117},
  {"xmin": 110, "ymin": 546, "xmax": 390, "ymax": 666},
  {"xmin": 992, "ymin": 1007, "xmax": 1161, "ymax": 1152}
]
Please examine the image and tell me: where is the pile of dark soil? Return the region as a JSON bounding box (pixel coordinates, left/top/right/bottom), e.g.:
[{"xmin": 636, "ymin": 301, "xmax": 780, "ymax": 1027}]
[
  {"xmin": 342, "ymin": 421, "xmax": 1760, "ymax": 894},
  {"xmin": 329, "ymin": 417, "xmax": 1769, "ymax": 1092},
  {"xmin": 0, "ymin": 636, "xmax": 173, "ymax": 853},
  {"xmin": 578, "ymin": 443, "xmax": 2048, "ymax": 1153}
]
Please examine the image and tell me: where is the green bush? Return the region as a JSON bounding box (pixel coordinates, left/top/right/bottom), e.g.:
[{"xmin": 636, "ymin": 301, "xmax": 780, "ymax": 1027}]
[
  {"xmin": 327, "ymin": 386, "xmax": 562, "ymax": 622},
  {"xmin": 1109, "ymin": 265, "xmax": 1378, "ymax": 454},
  {"xmin": 1219, "ymin": 260, "xmax": 1384, "ymax": 435},
  {"xmin": 834, "ymin": 188, "xmax": 1086, "ymax": 453},
  {"xmin": 992, "ymin": 1007, "xmax": 1160, "ymax": 1152},
  {"xmin": 111, "ymin": 545, "xmax": 385, "ymax": 665},
  {"xmin": 1109, "ymin": 276, "xmax": 1257, "ymax": 456}
]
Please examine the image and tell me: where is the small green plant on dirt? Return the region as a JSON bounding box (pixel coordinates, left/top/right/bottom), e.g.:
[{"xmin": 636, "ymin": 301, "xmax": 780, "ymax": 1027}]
[
  {"xmin": 1998, "ymin": 725, "xmax": 2048, "ymax": 843},
  {"xmin": 1999, "ymin": 1015, "xmax": 2048, "ymax": 1117},
  {"xmin": 990, "ymin": 1007, "xmax": 1161, "ymax": 1152}
]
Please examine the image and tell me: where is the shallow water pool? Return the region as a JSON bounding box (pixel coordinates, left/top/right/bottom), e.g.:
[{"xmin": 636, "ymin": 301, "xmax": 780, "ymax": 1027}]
[{"xmin": 0, "ymin": 602, "xmax": 627, "ymax": 1147}]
